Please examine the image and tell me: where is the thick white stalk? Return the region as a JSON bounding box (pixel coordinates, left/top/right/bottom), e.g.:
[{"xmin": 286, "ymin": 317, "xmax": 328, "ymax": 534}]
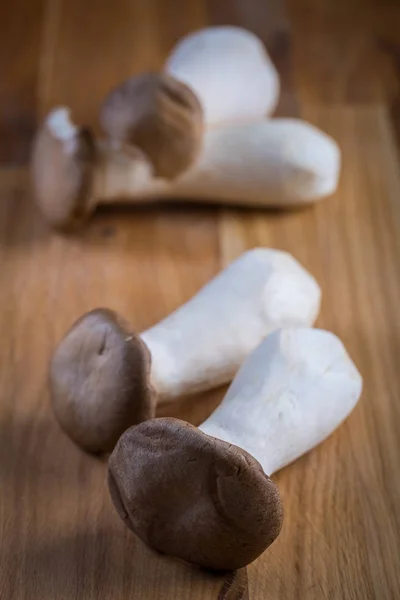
[
  {"xmin": 94, "ymin": 120, "xmax": 341, "ymax": 207},
  {"xmin": 141, "ymin": 249, "xmax": 321, "ymax": 401},
  {"xmin": 199, "ymin": 328, "xmax": 363, "ymax": 474},
  {"xmin": 165, "ymin": 26, "xmax": 280, "ymax": 126}
]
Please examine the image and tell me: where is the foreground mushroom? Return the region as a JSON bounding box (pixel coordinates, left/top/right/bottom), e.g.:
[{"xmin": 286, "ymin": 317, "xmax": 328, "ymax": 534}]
[
  {"xmin": 109, "ymin": 418, "xmax": 284, "ymax": 571},
  {"xmin": 108, "ymin": 327, "xmax": 362, "ymax": 570},
  {"xmin": 50, "ymin": 248, "xmax": 321, "ymax": 453},
  {"xmin": 165, "ymin": 26, "xmax": 280, "ymax": 126},
  {"xmin": 31, "ymin": 108, "xmax": 341, "ymax": 229}
]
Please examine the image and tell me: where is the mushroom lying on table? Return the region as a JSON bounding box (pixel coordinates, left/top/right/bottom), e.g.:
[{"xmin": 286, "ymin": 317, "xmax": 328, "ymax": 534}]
[
  {"xmin": 108, "ymin": 327, "xmax": 363, "ymax": 571},
  {"xmin": 49, "ymin": 248, "xmax": 321, "ymax": 453},
  {"xmin": 31, "ymin": 108, "xmax": 341, "ymax": 229},
  {"xmin": 164, "ymin": 25, "xmax": 280, "ymax": 126},
  {"xmin": 99, "ymin": 26, "xmax": 278, "ymax": 178}
]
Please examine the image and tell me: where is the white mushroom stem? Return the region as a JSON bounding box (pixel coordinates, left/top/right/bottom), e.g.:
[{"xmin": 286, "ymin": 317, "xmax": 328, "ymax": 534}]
[
  {"xmin": 141, "ymin": 249, "xmax": 321, "ymax": 401},
  {"xmin": 164, "ymin": 26, "xmax": 280, "ymax": 126},
  {"xmin": 92, "ymin": 120, "xmax": 341, "ymax": 207},
  {"xmin": 199, "ymin": 328, "xmax": 363, "ymax": 475}
]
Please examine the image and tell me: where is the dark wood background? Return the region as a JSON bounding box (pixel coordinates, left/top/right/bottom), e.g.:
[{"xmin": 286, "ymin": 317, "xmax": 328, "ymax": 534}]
[{"xmin": 1, "ymin": 0, "xmax": 400, "ymax": 598}]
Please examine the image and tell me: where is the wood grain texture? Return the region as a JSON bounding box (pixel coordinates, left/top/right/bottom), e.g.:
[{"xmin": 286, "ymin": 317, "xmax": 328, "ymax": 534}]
[
  {"xmin": 1, "ymin": 0, "xmax": 400, "ymax": 598},
  {"xmin": 0, "ymin": 0, "xmax": 45, "ymax": 163}
]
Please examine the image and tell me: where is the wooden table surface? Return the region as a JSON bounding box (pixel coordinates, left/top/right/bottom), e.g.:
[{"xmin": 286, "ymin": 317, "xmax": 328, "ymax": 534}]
[{"xmin": 1, "ymin": 0, "xmax": 400, "ymax": 598}]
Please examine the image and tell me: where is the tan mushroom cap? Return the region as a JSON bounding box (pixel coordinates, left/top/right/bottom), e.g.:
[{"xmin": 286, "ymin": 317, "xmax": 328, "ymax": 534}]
[
  {"xmin": 50, "ymin": 309, "xmax": 156, "ymax": 454},
  {"xmin": 100, "ymin": 72, "xmax": 204, "ymax": 179},
  {"xmin": 108, "ymin": 418, "xmax": 284, "ymax": 571},
  {"xmin": 31, "ymin": 108, "xmax": 97, "ymax": 229}
]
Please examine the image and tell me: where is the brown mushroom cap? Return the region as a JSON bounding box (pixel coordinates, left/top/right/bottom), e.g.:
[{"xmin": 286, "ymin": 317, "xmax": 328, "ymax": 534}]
[
  {"xmin": 50, "ymin": 309, "xmax": 156, "ymax": 454},
  {"xmin": 108, "ymin": 418, "xmax": 284, "ymax": 571},
  {"xmin": 31, "ymin": 108, "xmax": 97, "ymax": 229},
  {"xmin": 100, "ymin": 72, "xmax": 204, "ymax": 179}
]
